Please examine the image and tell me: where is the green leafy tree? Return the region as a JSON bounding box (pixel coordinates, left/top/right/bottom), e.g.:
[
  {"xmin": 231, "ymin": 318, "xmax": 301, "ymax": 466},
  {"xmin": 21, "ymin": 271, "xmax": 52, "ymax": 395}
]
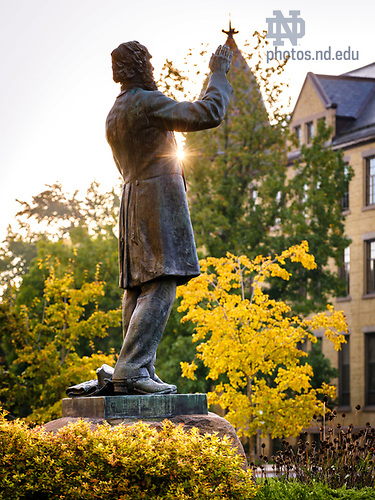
[
  {"xmin": 0, "ymin": 181, "xmax": 120, "ymax": 290},
  {"xmin": 269, "ymin": 120, "xmax": 353, "ymax": 314},
  {"xmin": 184, "ymin": 32, "xmax": 287, "ymax": 258}
]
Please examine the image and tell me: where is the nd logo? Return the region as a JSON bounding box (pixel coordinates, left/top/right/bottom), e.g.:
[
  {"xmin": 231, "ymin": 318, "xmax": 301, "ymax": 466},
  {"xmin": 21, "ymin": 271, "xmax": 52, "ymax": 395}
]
[{"xmin": 266, "ymin": 10, "xmax": 305, "ymax": 46}]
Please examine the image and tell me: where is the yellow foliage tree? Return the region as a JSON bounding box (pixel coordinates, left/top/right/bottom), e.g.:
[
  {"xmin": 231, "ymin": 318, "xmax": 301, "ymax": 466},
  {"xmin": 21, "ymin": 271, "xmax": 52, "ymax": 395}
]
[
  {"xmin": 0, "ymin": 260, "xmax": 121, "ymax": 423},
  {"xmin": 177, "ymin": 242, "xmax": 347, "ymax": 439}
]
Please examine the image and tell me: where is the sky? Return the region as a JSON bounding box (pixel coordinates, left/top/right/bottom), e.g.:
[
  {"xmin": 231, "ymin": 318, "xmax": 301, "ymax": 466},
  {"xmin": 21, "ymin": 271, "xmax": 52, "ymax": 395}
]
[{"xmin": 0, "ymin": 0, "xmax": 374, "ymax": 241}]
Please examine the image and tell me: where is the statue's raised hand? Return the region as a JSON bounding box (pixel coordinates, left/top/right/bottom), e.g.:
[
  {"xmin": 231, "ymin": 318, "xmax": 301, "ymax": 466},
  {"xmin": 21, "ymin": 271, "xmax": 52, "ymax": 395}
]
[{"xmin": 209, "ymin": 45, "xmax": 232, "ymax": 74}]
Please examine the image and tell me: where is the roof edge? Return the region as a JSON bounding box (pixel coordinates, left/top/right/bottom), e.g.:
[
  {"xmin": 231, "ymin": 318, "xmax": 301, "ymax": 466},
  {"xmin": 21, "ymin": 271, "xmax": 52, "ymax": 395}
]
[
  {"xmin": 308, "ymin": 72, "xmax": 332, "ymax": 108},
  {"xmin": 342, "ymin": 61, "xmax": 375, "ymax": 77},
  {"xmin": 315, "ymin": 73, "xmax": 375, "ymax": 83}
]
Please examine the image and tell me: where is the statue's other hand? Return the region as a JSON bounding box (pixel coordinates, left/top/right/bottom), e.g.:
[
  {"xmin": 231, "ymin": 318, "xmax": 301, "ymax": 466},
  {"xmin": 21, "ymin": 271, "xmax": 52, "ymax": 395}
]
[{"xmin": 209, "ymin": 45, "xmax": 232, "ymax": 74}]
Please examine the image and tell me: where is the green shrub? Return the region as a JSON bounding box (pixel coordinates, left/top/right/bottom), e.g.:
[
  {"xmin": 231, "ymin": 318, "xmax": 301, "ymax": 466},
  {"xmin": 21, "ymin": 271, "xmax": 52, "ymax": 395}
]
[
  {"xmin": 254, "ymin": 479, "xmax": 375, "ymax": 500},
  {"xmin": 0, "ymin": 412, "xmax": 257, "ymax": 500}
]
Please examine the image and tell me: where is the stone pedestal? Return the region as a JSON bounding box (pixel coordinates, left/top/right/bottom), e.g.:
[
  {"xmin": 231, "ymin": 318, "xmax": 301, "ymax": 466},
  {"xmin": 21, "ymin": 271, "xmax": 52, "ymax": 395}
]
[
  {"xmin": 62, "ymin": 393, "xmax": 207, "ymax": 419},
  {"xmin": 44, "ymin": 394, "xmax": 247, "ymax": 468}
]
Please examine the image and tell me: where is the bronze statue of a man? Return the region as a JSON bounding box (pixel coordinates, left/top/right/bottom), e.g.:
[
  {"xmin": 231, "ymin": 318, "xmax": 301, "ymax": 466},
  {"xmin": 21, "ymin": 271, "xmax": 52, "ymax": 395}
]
[{"xmin": 106, "ymin": 41, "xmax": 232, "ymax": 395}]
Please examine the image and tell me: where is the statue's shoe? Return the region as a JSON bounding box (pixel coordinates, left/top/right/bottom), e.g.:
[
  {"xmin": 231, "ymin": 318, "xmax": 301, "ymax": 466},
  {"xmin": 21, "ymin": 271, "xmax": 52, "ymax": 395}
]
[
  {"xmin": 152, "ymin": 373, "xmax": 170, "ymax": 385},
  {"xmin": 113, "ymin": 377, "xmax": 177, "ymax": 395}
]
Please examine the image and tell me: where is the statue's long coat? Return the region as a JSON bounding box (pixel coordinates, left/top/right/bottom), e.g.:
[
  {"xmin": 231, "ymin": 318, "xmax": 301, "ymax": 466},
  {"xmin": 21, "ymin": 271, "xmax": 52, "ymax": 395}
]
[{"xmin": 106, "ymin": 72, "xmax": 232, "ymax": 289}]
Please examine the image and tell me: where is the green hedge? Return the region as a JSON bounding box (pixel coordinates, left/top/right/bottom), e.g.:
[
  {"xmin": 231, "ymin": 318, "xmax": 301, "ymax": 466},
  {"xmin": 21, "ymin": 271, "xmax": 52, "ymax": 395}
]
[
  {"xmin": 0, "ymin": 413, "xmax": 257, "ymax": 500},
  {"xmin": 254, "ymin": 479, "xmax": 375, "ymax": 500}
]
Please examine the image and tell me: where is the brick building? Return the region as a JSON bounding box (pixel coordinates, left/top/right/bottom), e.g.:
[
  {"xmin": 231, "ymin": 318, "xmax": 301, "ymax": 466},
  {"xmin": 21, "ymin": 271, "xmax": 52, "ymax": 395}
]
[{"xmin": 289, "ymin": 62, "xmax": 375, "ymax": 426}]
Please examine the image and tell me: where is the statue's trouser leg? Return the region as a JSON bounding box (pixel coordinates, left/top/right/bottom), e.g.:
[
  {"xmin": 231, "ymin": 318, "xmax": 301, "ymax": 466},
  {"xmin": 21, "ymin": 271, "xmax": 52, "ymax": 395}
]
[
  {"xmin": 112, "ymin": 276, "xmax": 176, "ymax": 382},
  {"xmin": 118, "ymin": 286, "xmax": 157, "ymax": 379}
]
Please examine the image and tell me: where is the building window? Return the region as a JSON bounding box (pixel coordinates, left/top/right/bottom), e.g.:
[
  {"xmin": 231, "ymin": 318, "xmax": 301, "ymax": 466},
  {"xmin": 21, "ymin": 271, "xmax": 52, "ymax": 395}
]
[
  {"xmin": 366, "ymin": 240, "xmax": 375, "ymax": 294},
  {"xmin": 342, "ymin": 164, "xmax": 350, "ymax": 211},
  {"xmin": 339, "ymin": 246, "xmax": 350, "ymax": 297},
  {"xmin": 294, "ymin": 125, "xmax": 302, "ymax": 145},
  {"xmin": 366, "ymin": 156, "xmax": 375, "ymax": 206},
  {"xmin": 306, "ymin": 121, "xmax": 314, "ymax": 143},
  {"xmin": 365, "ymin": 333, "xmax": 375, "ymax": 406},
  {"xmin": 338, "ymin": 335, "xmax": 350, "ymax": 407}
]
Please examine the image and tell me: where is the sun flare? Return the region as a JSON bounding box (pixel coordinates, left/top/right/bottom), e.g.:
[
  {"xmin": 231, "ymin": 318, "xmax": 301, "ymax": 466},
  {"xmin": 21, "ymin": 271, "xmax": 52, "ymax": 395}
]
[{"xmin": 175, "ymin": 132, "xmax": 185, "ymax": 162}]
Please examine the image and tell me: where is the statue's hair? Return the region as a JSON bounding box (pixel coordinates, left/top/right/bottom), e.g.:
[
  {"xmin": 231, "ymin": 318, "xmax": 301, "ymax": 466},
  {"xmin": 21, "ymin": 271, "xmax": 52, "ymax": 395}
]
[{"xmin": 111, "ymin": 41, "xmax": 157, "ymax": 90}]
